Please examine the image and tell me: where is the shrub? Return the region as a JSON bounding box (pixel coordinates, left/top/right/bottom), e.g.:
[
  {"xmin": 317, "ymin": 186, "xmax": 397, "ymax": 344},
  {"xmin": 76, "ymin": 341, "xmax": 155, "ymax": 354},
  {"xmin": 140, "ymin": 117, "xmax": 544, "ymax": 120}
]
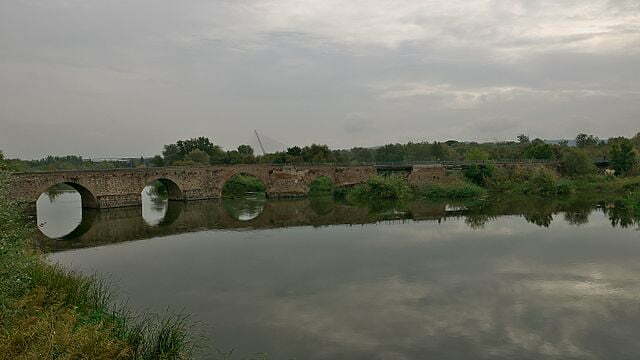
[
  {"xmin": 524, "ymin": 142, "xmax": 554, "ymax": 160},
  {"xmin": 222, "ymin": 174, "xmax": 266, "ymax": 197},
  {"xmin": 309, "ymin": 176, "xmax": 334, "ymax": 196},
  {"xmin": 555, "ymin": 179, "xmax": 575, "ymax": 195},
  {"xmin": 525, "ymin": 168, "xmax": 558, "ymax": 196},
  {"xmin": 347, "ymin": 176, "xmax": 411, "ymax": 202},
  {"xmin": 558, "ymin": 148, "xmax": 596, "ymax": 177},
  {"xmin": 610, "ymin": 138, "xmax": 638, "ymax": 175},
  {"xmin": 463, "ymin": 164, "xmax": 495, "ymax": 186}
]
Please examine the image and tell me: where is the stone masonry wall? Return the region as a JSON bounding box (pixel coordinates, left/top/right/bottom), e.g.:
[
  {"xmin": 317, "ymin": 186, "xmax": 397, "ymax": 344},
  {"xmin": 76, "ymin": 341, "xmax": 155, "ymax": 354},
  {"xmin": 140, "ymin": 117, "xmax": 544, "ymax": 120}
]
[
  {"xmin": 407, "ymin": 165, "xmax": 450, "ymax": 186},
  {"xmin": 8, "ymin": 165, "xmax": 378, "ymax": 209}
]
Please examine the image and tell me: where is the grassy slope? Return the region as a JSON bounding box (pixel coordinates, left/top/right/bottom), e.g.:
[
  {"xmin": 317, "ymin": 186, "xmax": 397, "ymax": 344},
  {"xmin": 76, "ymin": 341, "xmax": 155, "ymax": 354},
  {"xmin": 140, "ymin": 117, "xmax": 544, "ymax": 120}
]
[{"xmin": 0, "ymin": 174, "xmax": 192, "ymax": 360}]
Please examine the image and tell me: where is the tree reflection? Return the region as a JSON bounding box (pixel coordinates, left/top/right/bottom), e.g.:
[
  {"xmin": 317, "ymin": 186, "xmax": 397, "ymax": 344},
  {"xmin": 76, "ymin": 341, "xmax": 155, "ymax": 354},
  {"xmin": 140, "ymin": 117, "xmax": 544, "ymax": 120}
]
[
  {"xmin": 603, "ymin": 201, "xmax": 639, "ymax": 229},
  {"xmin": 222, "ymin": 196, "xmax": 266, "ymax": 221},
  {"xmin": 309, "ymin": 196, "xmax": 335, "ymax": 216}
]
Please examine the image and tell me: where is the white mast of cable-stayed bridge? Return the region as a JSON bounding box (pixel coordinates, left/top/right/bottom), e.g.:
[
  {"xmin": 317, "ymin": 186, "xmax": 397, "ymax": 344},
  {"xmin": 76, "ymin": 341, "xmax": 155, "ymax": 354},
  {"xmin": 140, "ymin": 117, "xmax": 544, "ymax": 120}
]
[
  {"xmin": 252, "ymin": 130, "xmax": 287, "ymax": 155},
  {"xmin": 254, "ymin": 130, "xmax": 266, "ymax": 155}
]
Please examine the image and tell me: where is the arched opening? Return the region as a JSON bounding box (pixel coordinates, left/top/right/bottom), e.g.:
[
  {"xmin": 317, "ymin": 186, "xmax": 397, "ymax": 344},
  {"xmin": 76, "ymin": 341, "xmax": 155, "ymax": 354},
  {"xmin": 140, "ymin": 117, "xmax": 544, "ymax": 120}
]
[
  {"xmin": 142, "ymin": 179, "xmax": 183, "ymax": 226},
  {"xmin": 221, "ymin": 173, "xmax": 267, "ymax": 221},
  {"xmin": 222, "ymin": 173, "xmax": 266, "ymax": 198},
  {"xmin": 36, "ymin": 182, "xmax": 98, "ymax": 239}
]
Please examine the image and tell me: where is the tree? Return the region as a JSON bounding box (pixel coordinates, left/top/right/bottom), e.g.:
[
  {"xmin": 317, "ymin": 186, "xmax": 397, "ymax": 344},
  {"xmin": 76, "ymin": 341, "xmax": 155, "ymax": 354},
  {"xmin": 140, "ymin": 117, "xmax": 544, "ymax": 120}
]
[
  {"xmin": 375, "ymin": 144, "xmax": 405, "ymax": 163},
  {"xmin": 632, "ymin": 133, "xmax": 640, "ymax": 148},
  {"xmin": 524, "ymin": 142, "xmax": 554, "ymax": 160},
  {"xmin": 464, "ymin": 164, "xmax": 494, "ymax": 186},
  {"xmin": 301, "ymin": 144, "xmax": 332, "ymax": 163},
  {"xmin": 558, "ymin": 148, "xmax": 595, "ymax": 177},
  {"xmin": 238, "ymin": 145, "xmax": 254, "ymax": 156},
  {"xmin": 184, "ymin": 149, "xmax": 210, "ymax": 164},
  {"xmin": 0, "ymin": 151, "xmax": 6, "ymax": 171},
  {"xmin": 430, "ymin": 142, "xmax": 449, "ymax": 160},
  {"xmin": 225, "ymin": 150, "xmax": 242, "ymax": 164},
  {"xmin": 150, "ymin": 155, "xmax": 165, "ymax": 167},
  {"xmin": 517, "ymin": 134, "xmax": 530, "ymax": 144},
  {"xmin": 350, "ymin": 147, "xmax": 375, "ymax": 163},
  {"xmin": 162, "ymin": 137, "xmax": 225, "ymax": 165},
  {"xmin": 609, "ymin": 138, "xmax": 637, "ymax": 175},
  {"xmin": 287, "ymin": 146, "xmax": 302, "ymax": 157},
  {"xmin": 576, "ymin": 133, "xmax": 599, "ymax": 148},
  {"xmin": 465, "ymin": 148, "xmax": 490, "ymax": 161}
]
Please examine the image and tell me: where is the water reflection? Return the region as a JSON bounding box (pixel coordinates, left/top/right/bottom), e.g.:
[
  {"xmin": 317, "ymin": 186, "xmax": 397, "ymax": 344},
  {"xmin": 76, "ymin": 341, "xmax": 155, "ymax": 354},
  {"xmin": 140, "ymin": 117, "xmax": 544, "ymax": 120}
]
[
  {"xmin": 34, "ymin": 194, "xmax": 640, "ymax": 252},
  {"xmin": 47, "ymin": 207, "xmax": 640, "ymax": 359},
  {"xmin": 36, "ymin": 186, "xmax": 82, "ymax": 239},
  {"xmin": 222, "ymin": 193, "xmax": 266, "ymax": 221},
  {"xmin": 142, "ymin": 185, "xmax": 169, "ymax": 226}
]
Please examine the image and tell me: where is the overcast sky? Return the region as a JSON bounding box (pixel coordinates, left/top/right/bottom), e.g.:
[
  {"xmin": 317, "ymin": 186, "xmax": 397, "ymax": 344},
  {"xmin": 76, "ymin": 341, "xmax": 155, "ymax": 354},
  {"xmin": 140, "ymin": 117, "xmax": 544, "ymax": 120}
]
[{"xmin": 1, "ymin": 0, "xmax": 639, "ymax": 159}]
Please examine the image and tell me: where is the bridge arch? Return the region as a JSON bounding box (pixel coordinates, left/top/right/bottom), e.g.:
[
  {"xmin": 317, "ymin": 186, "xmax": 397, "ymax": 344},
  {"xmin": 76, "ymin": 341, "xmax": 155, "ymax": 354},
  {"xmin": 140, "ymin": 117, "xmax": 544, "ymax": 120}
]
[
  {"xmin": 221, "ymin": 170, "xmax": 269, "ymax": 198},
  {"xmin": 141, "ymin": 177, "xmax": 185, "ymax": 227},
  {"xmin": 144, "ymin": 177, "xmax": 184, "ymax": 201},
  {"xmin": 36, "ymin": 182, "xmax": 99, "ymax": 239},
  {"xmin": 38, "ymin": 181, "xmax": 99, "ymax": 209}
]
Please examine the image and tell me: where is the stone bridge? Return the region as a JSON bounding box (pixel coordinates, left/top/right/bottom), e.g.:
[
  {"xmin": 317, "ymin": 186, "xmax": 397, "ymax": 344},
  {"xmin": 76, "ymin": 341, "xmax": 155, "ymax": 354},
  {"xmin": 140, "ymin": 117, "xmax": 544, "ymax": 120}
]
[{"xmin": 8, "ymin": 164, "xmax": 449, "ymax": 209}]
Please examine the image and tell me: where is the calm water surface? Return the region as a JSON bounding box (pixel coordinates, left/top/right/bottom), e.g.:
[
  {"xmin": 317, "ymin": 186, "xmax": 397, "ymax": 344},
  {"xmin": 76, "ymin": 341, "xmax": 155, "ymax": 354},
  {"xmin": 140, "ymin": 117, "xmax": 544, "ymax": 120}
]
[{"xmin": 35, "ymin": 188, "xmax": 640, "ymax": 359}]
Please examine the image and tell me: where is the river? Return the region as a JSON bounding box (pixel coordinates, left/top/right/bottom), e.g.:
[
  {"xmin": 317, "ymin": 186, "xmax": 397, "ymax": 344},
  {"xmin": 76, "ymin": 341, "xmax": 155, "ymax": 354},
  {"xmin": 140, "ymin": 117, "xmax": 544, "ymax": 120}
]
[{"xmin": 34, "ymin": 187, "xmax": 640, "ymax": 359}]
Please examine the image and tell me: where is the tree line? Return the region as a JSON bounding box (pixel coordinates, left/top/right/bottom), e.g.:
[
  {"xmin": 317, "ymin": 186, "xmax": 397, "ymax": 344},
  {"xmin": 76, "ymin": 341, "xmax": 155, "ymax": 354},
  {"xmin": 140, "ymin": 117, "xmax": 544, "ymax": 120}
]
[{"xmin": 2, "ymin": 132, "xmax": 639, "ymax": 175}]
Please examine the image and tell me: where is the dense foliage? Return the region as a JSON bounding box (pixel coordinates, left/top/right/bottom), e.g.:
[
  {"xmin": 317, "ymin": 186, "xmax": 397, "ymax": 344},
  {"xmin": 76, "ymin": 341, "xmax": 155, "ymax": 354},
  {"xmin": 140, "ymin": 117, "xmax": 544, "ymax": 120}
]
[{"xmin": 609, "ymin": 138, "xmax": 638, "ymax": 175}]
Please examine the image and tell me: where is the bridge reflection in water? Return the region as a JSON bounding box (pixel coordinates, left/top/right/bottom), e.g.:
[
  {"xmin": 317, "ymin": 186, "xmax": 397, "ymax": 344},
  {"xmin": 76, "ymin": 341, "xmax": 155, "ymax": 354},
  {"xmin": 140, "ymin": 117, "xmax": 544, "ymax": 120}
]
[
  {"xmin": 33, "ymin": 187, "xmax": 640, "ymax": 253},
  {"xmin": 34, "ymin": 188, "xmax": 462, "ymax": 252}
]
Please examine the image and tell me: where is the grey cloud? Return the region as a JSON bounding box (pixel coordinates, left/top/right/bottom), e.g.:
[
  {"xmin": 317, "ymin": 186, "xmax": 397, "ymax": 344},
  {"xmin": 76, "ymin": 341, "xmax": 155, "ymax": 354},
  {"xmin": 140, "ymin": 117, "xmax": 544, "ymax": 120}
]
[{"xmin": 0, "ymin": 0, "xmax": 638, "ymax": 158}]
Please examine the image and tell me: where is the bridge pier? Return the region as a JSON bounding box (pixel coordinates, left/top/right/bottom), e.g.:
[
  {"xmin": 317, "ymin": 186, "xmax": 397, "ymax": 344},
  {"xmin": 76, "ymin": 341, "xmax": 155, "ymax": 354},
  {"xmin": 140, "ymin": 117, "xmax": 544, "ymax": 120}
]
[{"xmin": 95, "ymin": 193, "xmax": 143, "ymax": 208}]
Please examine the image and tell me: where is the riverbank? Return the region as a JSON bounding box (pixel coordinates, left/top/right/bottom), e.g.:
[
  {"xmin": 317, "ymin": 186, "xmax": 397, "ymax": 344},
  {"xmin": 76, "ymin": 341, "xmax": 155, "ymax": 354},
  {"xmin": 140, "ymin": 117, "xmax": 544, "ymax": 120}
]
[
  {"xmin": 338, "ymin": 168, "xmax": 640, "ymax": 211},
  {"xmin": 0, "ymin": 175, "xmax": 193, "ymax": 359}
]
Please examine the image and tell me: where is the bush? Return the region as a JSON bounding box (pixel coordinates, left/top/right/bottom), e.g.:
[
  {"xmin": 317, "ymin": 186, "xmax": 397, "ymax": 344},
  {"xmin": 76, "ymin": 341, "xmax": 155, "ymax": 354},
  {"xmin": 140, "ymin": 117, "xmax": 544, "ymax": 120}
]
[
  {"xmin": 555, "ymin": 179, "xmax": 575, "ymax": 195},
  {"xmin": 463, "ymin": 164, "xmax": 495, "ymax": 186},
  {"xmin": 222, "ymin": 174, "xmax": 266, "ymax": 197},
  {"xmin": 610, "ymin": 138, "xmax": 638, "ymax": 176},
  {"xmin": 309, "ymin": 176, "xmax": 334, "ymax": 196},
  {"xmin": 558, "ymin": 148, "xmax": 596, "ymax": 177},
  {"xmin": 525, "ymin": 168, "xmax": 558, "ymax": 196},
  {"xmin": 347, "ymin": 176, "xmax": 411, "ymax": 202}
]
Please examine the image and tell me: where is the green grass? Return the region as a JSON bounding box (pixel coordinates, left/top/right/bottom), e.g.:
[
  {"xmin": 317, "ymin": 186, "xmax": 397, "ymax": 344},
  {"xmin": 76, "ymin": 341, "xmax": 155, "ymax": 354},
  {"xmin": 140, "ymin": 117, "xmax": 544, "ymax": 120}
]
[
  {"xmin": 417, "ymin": 182, "xmax": 486, "ymax": 200},
  {"xmin": 0, "ymin": 173, "xmax": 194, "ymax": 359}
]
